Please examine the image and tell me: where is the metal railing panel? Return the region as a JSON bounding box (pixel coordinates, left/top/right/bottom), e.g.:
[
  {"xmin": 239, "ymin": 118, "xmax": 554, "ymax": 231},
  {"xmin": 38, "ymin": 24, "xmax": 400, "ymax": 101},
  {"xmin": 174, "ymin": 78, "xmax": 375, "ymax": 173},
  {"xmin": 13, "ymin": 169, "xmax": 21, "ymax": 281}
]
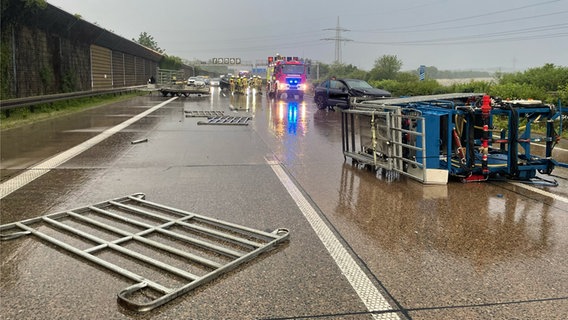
[
  {"xmin": 341, "ymin": 103, "xmax": 430, "ymax": 183},
  {"xmin": 0, "ymin": 193, "xmax": 290, "ymax": 312}
]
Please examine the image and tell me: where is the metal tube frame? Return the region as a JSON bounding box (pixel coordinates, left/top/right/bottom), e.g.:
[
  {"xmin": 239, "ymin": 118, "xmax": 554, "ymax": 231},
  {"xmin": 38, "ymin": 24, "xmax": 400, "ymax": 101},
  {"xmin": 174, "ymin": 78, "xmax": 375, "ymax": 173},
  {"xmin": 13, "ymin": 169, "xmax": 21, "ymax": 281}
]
[
  {"xmin": 0, "ymin": 193, "xmax": 289, "ymax": 312},
  {"xmin": 341, "ymin": 105, "xmax": 428, "ymax": 183}
]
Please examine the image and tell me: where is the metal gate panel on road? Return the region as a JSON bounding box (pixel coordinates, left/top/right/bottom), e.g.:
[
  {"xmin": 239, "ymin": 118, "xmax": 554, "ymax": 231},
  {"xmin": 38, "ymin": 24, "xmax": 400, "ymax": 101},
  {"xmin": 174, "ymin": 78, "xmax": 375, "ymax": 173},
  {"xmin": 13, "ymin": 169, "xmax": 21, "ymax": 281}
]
[
  {"xmin": 0, "ymin": 193, "xmax": 289, "ymax": 312},
  {"xmin": 197, "ymin": 116, "xmax": 252, "ymax": 125},
  {"xmin": 184, "ymin": 110, "xmax": 225, "ymax": 117}
]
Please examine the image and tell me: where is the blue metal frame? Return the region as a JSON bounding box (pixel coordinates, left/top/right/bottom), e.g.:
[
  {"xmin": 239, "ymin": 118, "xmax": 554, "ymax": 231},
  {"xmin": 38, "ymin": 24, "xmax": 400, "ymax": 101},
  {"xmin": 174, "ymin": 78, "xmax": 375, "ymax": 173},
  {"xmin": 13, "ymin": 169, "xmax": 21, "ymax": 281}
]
[
  {"xmin": 390, "ymin": 96, "xmax": 565, "ymax": 181},
  {"xmin": 342, "ymin": 94, "xmax": 566, "ymax": 184}
]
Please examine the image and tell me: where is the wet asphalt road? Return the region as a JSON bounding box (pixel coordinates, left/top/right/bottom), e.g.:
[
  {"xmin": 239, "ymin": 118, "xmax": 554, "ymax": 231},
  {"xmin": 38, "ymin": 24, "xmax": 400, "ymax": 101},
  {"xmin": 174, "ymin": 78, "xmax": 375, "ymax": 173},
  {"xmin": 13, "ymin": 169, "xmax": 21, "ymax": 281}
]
[{"xmin": 1, "ymin": 88, "xmax": 568, "ymax": 319}]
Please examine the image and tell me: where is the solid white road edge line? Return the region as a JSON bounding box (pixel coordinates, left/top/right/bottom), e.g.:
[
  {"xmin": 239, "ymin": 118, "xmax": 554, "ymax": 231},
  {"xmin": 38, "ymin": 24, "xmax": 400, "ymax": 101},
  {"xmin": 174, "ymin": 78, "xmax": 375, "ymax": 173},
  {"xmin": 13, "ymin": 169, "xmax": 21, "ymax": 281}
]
[
  {"xmin": 508, "ymin": 181, "xmax": 568, "ymax": 204},
  {"xmin": 267, "ymin": 159, "xmax": 400, "ymax": 320}
]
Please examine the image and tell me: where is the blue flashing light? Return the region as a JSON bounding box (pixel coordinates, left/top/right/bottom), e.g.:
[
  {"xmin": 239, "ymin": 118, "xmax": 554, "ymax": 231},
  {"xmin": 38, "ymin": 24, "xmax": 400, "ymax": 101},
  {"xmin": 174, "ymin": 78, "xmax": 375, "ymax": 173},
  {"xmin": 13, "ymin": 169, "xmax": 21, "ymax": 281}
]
[{"xmin": 287, "ymin": 78, "xmax": 300, "ymax": 85}]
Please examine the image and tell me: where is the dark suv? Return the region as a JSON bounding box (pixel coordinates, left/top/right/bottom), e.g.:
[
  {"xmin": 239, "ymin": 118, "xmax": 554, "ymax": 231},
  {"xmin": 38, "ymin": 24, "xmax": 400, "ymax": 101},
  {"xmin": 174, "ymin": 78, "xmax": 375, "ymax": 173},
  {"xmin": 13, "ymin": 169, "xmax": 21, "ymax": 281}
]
[{"xmin": 314, "ymin": 78, "xmax": 391, "ymax": 109}]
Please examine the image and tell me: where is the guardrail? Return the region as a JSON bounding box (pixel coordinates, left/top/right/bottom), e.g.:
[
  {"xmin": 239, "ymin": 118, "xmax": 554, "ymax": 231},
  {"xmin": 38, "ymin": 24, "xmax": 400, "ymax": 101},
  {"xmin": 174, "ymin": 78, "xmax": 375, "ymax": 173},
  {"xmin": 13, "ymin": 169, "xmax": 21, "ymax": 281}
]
[{"xmin": 0, "ymin": 86, "xmax": 145, "ymax": 116}]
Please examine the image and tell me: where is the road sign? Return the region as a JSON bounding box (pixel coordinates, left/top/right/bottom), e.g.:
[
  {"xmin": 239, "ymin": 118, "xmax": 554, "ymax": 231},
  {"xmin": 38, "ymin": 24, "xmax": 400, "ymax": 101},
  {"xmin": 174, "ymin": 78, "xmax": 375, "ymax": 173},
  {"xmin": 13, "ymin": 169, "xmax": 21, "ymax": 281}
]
[{"xmin": 211, "ymin": 58, "xmax": 242, "ymax": 65}]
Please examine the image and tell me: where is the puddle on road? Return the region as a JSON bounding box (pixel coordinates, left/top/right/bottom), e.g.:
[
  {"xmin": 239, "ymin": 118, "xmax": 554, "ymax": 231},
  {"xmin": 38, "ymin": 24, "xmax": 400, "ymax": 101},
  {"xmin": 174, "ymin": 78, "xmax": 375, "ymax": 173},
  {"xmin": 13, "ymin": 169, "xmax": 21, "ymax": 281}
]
[
  {"xmin": 0, "ymin": 99, "xmax": 166, "ymax": 181},
  {"xmin": 331, "ymin": 163, "xmax": 565, "ymax": 267}
]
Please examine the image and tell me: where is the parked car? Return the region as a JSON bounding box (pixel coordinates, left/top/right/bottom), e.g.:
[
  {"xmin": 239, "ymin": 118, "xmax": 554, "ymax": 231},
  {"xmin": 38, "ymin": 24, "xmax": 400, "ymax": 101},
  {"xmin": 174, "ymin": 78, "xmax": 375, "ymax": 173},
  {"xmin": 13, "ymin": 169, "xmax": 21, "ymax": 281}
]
[
  {"xmin": 187, "ymin": 77, "xmax": 206, "ymax": 86},
  {"xmin": 199, "ymin": 77, "xmax": 210, "ymax": 85},
  {"xmin": 314, "ymin": 78, "xmax": 391, "ymax": 109}
]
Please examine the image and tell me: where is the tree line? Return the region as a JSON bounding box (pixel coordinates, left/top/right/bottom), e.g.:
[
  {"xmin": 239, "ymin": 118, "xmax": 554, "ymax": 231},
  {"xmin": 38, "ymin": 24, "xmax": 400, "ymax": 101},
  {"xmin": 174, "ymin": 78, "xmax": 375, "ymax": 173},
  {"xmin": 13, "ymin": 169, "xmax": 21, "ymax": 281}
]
[{"xmin": 313, "ymin": 55, "xmax": 568, "ymax": 104}]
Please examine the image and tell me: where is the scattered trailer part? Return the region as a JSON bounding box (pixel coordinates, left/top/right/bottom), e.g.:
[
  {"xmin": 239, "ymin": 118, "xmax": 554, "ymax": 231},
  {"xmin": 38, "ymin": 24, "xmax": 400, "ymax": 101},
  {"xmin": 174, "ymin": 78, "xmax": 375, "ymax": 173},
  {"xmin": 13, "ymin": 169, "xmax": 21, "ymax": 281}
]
[
  {"xmin": 183, "ymin": 110, "xmax": 252, "ymax": 125},
  {"xmin": 130, "ymin": 138, "xmax": 148, "ymax": 144},
  {"xmin": 197, "ymin": 116, "xmax": 252, "ymax": 126},
  {"xmin": 159, "ymin": 86, "xmax": 209, "ymax": 97},
  {"xmin": 155, "ymin": 68, "xmax": 210, "ymax": 97},
  {"xmin": 184, "ymin": 110, "xmax": 226, "ymax": 117},
  {"xmin": 341, "ymin": 93, "xmax": 567, "ymax": 185},
  {"xmin": 0, "ymin": 193, "xmax": 290, "ymax": 312}
]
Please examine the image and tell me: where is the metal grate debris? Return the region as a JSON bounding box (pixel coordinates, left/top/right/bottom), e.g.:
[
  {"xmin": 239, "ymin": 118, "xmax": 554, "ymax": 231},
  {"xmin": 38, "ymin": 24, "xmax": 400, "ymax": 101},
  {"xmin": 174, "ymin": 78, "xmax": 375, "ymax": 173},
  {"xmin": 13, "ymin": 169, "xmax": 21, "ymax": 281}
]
[
  {"xmin": 0, "ymin": 193, "xmax": 289, "ymax": 312},
  {"xmin": 184, "ymin": 110, "xmax": 225, "ymax": 117},
  {"xmin": 197, "ymin": 116, "xmax": 252, "ymax": 126}
]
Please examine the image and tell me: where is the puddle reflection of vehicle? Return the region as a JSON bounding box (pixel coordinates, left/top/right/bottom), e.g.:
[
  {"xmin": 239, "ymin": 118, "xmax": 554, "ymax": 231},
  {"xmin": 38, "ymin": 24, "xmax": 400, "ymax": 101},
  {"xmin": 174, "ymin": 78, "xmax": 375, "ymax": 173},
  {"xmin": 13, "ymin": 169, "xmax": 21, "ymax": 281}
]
[
  {"xmin": 287, "ymin": 102, "xmax": 298, "ymax": 134},
  {"xmin": 270, "ymin": 100, "xmax": 307, "ymax": 136},
  {"xmin": 228, "ymin": 91, "xmax": 260, "ymax": 112}
]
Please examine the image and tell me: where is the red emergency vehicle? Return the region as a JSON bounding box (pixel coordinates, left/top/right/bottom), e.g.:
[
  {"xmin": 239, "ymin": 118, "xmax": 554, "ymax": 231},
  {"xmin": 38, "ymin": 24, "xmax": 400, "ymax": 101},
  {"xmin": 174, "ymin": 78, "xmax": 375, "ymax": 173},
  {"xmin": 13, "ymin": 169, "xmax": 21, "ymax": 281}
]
[{"xmin": 266, "ymin": 56, "xmax": 307, "ymax": 100}]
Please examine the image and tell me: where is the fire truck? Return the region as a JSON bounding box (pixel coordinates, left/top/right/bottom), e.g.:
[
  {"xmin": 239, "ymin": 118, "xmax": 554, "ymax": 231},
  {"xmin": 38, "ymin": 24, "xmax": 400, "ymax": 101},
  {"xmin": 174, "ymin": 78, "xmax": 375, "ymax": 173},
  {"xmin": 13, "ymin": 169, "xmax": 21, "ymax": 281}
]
[{"xmin": 266, "ymin": 55, "xmax": 308, "ymax": 100}]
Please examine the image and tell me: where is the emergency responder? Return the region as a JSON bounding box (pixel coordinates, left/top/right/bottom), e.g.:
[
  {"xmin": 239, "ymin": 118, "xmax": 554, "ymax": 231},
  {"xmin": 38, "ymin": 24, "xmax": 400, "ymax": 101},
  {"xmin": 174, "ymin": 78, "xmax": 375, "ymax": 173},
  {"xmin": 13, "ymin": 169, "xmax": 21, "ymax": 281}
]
[
  {"xmin": 268, "ymin": 74, "xmax": 276, "ymax": 96},
  {"xmin": 229, "ymin": 76, "xmax": 235, "ymax": 94},
  {"xmin": 251, "ymin": 76, "xmax": 256, "ymax": 93},
  {"xmin": 243, "ymin": 77, "xmax": 247, "ymax": 94},
  {"xmin": 236, "ymin": 76, "xmax": 244, "ymax": 95},
  {"xmin": 254, "ymin": 76, "xmax": 263, "ymax": 93}
]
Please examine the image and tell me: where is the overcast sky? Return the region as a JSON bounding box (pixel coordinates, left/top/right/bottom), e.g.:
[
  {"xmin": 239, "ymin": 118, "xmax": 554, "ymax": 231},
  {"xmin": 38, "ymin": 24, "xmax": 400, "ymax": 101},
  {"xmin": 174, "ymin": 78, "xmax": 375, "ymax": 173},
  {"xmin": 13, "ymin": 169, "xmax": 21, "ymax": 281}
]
[{"xmin": 47, "ymin": 0, "xmax": 567, "ymax": 72}]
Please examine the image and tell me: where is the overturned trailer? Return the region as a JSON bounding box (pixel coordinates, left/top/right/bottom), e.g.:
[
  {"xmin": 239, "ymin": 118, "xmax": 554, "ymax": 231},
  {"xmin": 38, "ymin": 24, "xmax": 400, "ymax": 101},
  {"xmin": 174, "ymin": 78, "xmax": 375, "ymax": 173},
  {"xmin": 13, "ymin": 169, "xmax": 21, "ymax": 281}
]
[
  {"xmin": 340, "ymin": 93, "xmax": 567, "ymax": 185},
  {"xmin": 158, "ymin": 84, "xmax": 209, "ymax": 97},
  {"xmin": 153, "ymin": 68, "xmax": 209, "ymax": 97}
]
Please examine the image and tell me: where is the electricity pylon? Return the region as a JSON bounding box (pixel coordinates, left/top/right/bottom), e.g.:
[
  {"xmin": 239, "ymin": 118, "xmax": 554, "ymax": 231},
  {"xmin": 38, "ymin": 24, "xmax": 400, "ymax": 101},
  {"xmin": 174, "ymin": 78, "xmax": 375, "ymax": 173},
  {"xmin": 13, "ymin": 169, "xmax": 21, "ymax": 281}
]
[{"xmin": 322, "ymin": 17, "xmax": 352, "ymax": 64}]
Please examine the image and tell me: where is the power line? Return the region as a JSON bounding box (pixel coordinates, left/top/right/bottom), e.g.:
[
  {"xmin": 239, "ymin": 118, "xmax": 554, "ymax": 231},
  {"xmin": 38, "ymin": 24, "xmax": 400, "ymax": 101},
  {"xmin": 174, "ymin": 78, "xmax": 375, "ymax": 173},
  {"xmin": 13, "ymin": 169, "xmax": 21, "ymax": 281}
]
[
  {"xmin": 352, "ymin": 10, "xmax": 568, "ymax": 34},
  {"xmin": 353, "ymin": 0, "xmax": 563, "ymax": 33},
  {"xmin": 353, "ymin": 25, "xmax": 568, "ymax": 47},
  {"xmin": 321, "ymin": 17, "xmax": 352, "ymax": 63}
]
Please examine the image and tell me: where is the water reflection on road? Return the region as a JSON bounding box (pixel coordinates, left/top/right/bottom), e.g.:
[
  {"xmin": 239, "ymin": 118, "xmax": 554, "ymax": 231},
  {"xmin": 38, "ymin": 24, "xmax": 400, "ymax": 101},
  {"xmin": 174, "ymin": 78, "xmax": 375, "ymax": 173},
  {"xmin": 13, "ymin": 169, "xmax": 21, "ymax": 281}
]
[
  {"xmin": 336, "ymin": 164, "xmax": 554, "ymax": 270},
  {"xmin": 2, "ymin": 89, "xmax": 567, "ymax": 319},
  {"xmin": 267, "ymin": 100, "xmax": 308, "ymax": 137}
]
